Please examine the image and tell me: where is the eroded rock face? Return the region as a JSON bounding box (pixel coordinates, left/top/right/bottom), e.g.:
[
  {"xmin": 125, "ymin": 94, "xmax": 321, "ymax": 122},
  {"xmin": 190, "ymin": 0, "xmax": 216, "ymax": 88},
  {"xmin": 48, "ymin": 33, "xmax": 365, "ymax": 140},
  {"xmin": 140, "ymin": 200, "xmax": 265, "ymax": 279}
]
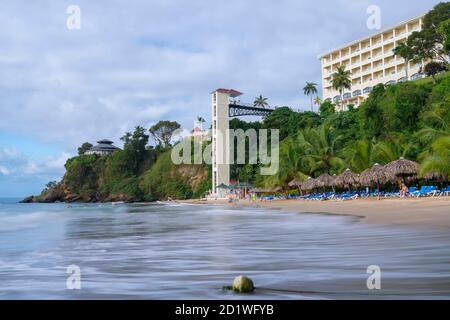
[
  {"xmin": 104, "ymin": 193, "xmax": 138, "ymax": 203},
  {"xmin": 21, "ymin": 190, "xmax": 140, "ymax": 203},
  {"xmin": 64, "ymin": 193, "xmax": 81, "ymax": 203},
  {"xmin": 40, "ymin": 187, "xmax": 66, "ymax": 203},
  {"xmin": 21, "ymin": 185, "xmax": 66, "ymax": 203},
  {"xmin": 20, "ymin": 196, "xmax": 35, "ymax": 203},
  {"xmin": 232, "ymin": 276, "xmax": 255, "ymax": 293}
]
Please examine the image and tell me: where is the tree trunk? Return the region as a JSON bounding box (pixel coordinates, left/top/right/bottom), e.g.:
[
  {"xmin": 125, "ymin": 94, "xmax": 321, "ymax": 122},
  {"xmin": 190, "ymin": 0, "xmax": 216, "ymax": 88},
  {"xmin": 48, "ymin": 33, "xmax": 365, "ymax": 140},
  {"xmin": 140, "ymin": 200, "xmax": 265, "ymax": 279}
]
[
  {"xmin": 405, "ymin": 59, "xmax": 409, "ymax": 80},
  {"xmin": 377, "ymin": 182, "xmax": 381, "ymax": 201},
  {"xmin": 310, "ymin": 96, "xmax": 313, "ymax": 112}
]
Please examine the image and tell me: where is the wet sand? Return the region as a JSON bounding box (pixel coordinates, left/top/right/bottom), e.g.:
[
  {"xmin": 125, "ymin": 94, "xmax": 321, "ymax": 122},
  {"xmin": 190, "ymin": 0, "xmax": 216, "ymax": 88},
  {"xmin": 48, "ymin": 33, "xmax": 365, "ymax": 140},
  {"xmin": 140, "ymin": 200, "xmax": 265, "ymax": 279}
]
[{"xmin": 184, "ymin": 198, "xmax": 450, "ymax": 230}]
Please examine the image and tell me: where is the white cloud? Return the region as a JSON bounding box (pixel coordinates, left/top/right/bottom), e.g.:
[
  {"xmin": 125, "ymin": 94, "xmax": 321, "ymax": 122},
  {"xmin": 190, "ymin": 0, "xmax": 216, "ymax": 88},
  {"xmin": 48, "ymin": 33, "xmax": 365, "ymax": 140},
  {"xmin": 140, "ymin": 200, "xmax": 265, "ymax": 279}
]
[
  {"xmin": 0, "ymin": 165, "xmax": 10, "ymax": 176},
  {"xmin": 0, "ymin": 147, "xmax": 69, "ymax": 180},
  {"xmin": 0, "ymin": 0, "xmax": 438, "ymax": 148}
]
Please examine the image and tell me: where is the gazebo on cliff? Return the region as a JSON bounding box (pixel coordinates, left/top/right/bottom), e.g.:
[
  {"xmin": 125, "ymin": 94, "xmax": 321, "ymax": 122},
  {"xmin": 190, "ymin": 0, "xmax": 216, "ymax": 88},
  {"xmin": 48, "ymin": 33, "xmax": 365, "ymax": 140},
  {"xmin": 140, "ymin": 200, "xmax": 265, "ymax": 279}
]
[{"xmin": 85, "ymin": 139, "xmax": 120, "ymax": 156}]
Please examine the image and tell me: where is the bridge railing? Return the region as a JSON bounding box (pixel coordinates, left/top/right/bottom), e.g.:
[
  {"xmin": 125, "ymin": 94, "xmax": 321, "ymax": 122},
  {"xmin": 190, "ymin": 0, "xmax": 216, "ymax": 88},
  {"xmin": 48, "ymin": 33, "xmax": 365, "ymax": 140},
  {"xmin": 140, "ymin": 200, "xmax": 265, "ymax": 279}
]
[{"xmin": 229, "ymin": 100, "xmax": 276, "ymax": 110}]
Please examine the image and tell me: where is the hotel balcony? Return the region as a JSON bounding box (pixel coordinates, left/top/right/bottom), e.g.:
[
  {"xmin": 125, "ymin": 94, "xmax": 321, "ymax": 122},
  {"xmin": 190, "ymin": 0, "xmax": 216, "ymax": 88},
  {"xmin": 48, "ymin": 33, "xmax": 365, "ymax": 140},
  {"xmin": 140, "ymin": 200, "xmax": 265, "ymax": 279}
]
[
  {"xmin": 363, "ymin": 86, "xmax": 373, "ymax": 94},
  {"xmin": 352, "ymin": 90, "xmax": 362, "ymax": 97}
]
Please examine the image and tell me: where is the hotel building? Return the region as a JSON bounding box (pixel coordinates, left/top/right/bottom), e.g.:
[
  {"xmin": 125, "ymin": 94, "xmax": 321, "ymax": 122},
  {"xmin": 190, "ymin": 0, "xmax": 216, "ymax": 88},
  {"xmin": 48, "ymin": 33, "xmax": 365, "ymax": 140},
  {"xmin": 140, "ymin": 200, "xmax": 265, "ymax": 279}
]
[{"xmin": 319, "ymin": 15, "xmax": 425, "ymax": 110}]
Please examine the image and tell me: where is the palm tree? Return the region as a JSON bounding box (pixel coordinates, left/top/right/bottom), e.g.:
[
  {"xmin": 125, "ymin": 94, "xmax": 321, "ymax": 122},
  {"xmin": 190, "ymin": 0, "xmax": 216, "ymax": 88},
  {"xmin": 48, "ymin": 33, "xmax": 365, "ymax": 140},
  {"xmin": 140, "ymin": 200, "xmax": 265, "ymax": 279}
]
[
  {"xmin": 372, "ymin": 140, "xmax": 404, "ymax": 165},
  {"xmin": 313, "ymin": 96, "xmax": 322, "ymax": 108},
  {"xmin": 296, "ymin": 125, "xmax": 346, "ymax": 177},
  {"xmin": 344, "ymin": 139, "xmax": 376, "ymax": 173},
  {"xmin": 196, "ymin": 116, "xmax": 206, "ymax": 144},
  {"xmin": 260, "ymin": 125, "xmax": 346, "ymax": 190},
  {"xmin": 393, "ymin": 42, "xmax": 414, "ymax": 81},
  {"xmin": 419, "ymin": 136, "xmax": 450, "ymax": 178},
  {"xmin": 331, "ymin": 66, "xmax": 352, "ymax": 111},
  {"xmin": 196, "ymin": 116, "xmax": 205, "ymax": 132},
  {"xmin": 415, "ymin": 107, "xmax": 449, "ymax": 145},
  {"xmin": 254, "ymin": 95, "xmax": 269, "ymax": 108},
  {"xmin": 303, "ymin": 82, "xmax": 318, "ymax": 112},
  {"xmin": 261, "ymin": 141, "xmax": 308, "ymax": 191}
]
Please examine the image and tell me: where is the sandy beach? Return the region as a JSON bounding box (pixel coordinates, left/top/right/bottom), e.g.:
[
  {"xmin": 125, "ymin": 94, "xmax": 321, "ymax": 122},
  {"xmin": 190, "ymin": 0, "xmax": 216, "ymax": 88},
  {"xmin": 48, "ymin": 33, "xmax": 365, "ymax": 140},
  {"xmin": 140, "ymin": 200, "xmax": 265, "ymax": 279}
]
[{"xmin": 185, "ymin": 197, "xmax": 450, "ymax": 230}]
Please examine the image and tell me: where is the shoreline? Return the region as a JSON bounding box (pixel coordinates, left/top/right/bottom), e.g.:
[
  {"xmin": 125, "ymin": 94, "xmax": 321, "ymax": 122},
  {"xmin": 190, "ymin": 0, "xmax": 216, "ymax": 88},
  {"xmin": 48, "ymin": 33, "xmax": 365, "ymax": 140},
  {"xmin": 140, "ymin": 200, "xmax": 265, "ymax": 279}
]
[{"xmin": 182, "ymin": 197, "xmax": 450, "ymax": 230}]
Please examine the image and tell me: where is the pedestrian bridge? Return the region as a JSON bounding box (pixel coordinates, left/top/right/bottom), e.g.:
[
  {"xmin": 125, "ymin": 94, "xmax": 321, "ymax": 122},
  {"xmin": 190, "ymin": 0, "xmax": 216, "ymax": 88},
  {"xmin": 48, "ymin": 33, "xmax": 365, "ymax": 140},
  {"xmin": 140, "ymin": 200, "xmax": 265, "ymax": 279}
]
[{"xmin": 228, "ymin": 102, "xmax": 275, "ymax": 118}]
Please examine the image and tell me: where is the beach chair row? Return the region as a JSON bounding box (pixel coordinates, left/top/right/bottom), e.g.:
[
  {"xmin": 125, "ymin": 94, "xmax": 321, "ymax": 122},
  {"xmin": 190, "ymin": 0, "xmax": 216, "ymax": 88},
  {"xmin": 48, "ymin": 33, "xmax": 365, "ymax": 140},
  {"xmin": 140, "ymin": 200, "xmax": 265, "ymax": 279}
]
[
  {"xmin": 301, "ymin": 192, "xmax": 358, "ymax": 201},
  {"xmin": 256, "ymin": 186, "xmax": 450, "ymax": 202},
  {"xmin": 407, "ymin": 186, "xmax": 450, "ymax": 197},
  {"xmin": 295, "ymin": 185, "xmax": 450, "ymax": 201}
]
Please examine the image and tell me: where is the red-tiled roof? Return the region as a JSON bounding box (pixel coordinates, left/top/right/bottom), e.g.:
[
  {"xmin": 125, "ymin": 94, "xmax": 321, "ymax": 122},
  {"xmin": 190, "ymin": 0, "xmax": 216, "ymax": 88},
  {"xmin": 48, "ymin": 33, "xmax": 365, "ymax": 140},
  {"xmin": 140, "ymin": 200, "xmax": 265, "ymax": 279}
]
[{"xmin": 212, "ymin": 88, "xmax": 242, "ymax": 97}]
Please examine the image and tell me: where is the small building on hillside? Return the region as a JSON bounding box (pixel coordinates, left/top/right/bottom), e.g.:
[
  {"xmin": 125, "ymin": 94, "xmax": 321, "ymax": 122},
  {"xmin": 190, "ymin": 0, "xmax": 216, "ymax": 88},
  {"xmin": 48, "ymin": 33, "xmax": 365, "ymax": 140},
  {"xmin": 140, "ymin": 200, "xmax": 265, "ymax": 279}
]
[
  {"xmin": 191, "ymin": 127, "xmax": 204, "ymax": 137},
  {"xmin": 85, "ymin": 139, "xmax": 120, "ymax": 156}
]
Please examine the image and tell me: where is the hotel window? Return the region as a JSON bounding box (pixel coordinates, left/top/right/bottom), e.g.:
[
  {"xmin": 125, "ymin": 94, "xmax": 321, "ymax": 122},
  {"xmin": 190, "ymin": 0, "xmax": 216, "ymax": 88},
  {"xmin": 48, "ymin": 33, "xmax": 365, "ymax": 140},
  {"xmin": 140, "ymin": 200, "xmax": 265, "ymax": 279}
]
[
  {"xmin": 363, "ymin": 87, "xmax": 372, "ymax": 94},
  {"xmin": 343, "ymin": 93, "xmax": 351, "ymax": 100},
  {"xmin": 352, "ymin": 90, "xmax": 362, "ymax": 97}
]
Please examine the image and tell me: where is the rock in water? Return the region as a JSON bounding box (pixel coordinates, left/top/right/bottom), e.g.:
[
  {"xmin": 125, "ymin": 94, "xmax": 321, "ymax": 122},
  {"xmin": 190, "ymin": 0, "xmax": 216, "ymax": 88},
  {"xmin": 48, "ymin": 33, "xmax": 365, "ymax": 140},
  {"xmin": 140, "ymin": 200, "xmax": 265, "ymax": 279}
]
[{"xmin": 232, "ymin": 276, "xmax": 254, "ymax": 293}]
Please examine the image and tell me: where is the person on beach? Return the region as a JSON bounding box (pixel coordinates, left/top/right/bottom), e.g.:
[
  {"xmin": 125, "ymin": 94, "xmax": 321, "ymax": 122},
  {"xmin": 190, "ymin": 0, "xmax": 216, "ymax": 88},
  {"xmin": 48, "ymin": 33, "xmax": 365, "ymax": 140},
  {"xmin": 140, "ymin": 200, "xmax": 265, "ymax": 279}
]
[{"xmin": 400, "ymin": 183, "xmax": 409, "ymax": 198}]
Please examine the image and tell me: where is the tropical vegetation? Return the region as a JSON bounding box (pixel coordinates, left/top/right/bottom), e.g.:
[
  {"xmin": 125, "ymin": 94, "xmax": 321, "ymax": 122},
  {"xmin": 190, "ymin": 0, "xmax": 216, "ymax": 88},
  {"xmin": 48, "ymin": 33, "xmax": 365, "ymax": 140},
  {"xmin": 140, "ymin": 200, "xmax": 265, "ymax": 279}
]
[
  {"xmin": 34, "ymin": 3, "xmax": 449, "ymax": 202},
  {"xmin": 234, "ymin": 71, "xmax": 450, "ymax": 190},
  {"xmin": 393, "ymin": 2, "xmax": 450, "ymax": 81}
]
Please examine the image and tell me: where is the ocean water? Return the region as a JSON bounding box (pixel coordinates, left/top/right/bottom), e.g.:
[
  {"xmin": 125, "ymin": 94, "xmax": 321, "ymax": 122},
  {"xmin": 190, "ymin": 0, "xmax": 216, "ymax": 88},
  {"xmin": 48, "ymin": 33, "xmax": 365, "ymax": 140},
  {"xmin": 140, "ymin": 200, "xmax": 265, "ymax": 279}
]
[{"xmin": 0, "ymin": 198, "xmax": 449, "ymax": 300}]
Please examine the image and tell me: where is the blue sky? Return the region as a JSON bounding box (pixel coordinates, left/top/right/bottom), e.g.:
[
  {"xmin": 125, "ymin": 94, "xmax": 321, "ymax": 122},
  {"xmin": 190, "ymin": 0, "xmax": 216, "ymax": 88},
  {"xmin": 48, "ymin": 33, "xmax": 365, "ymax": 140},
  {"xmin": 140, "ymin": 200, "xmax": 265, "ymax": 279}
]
[{"xmin": 0, "ymin": 0, "xmax": 441, "ymax": 197}]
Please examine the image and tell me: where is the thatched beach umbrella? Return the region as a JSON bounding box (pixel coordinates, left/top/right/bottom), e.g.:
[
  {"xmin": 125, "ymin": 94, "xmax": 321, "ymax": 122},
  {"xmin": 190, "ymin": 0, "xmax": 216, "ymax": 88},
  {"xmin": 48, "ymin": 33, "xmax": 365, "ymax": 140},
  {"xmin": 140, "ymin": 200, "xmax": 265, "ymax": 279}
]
[
  {"xmin": 288, "ymin": 179, "xmax": 303, "ymax": 195},
  {"xmin": 301, "ymin": 177, "xmax": 317, "ymax": 191},
  {"xmin": 360, "ymin": 163, "xmax": 394, "ymax": 187},
  {"xmin": 384, "ymin": 157, "xmax": 419, "ymax": 185},
  {"xmin": 315, "ymin": 173, "xmax": 336, "ymax": 193},
  {"xmin": 288, "ymin": 179, "xmax": 302, "ymax": 187},
  {"xmin": 316, "ymin": 174, "xmax": 336, "ymax": 188},
  {"xmin": 335, "ymin": 169, "xmax": 360, "ymax": 190},
  {"xmin": 359, "ymin": 163, "xmax": 395, "ymax": 199}
]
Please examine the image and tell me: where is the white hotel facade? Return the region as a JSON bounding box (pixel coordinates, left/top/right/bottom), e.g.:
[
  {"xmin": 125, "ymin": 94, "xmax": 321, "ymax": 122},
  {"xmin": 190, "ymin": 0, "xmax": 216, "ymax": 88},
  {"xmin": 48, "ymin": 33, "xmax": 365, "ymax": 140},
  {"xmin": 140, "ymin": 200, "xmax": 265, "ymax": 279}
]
[{"xmin": 319, "ymin": 15, "xmax": 425, "ymax": 110}]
